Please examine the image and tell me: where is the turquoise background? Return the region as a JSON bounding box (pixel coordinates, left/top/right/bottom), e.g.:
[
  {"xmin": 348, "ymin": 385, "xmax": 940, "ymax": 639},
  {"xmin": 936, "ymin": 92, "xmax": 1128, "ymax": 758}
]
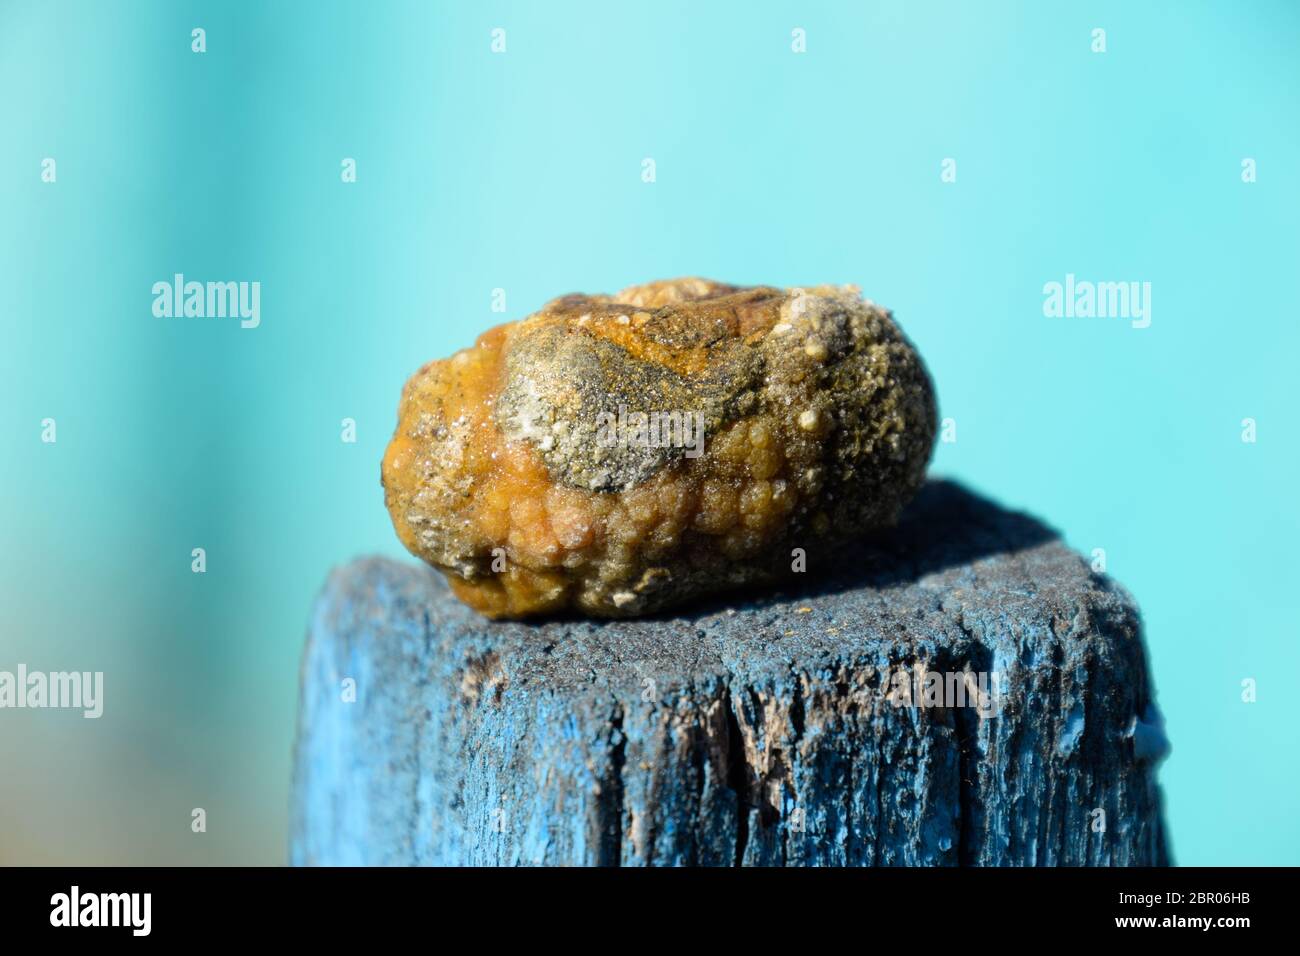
[{"xmin": 1, "ymin": 0, "xmax": 1296, "ymax": 865}]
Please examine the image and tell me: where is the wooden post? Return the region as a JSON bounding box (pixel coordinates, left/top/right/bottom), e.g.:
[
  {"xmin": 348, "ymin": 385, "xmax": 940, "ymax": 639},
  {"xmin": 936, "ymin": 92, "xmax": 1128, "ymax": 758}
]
[{"xmin": 291, "ymin": 481, "xmax": 1170, "ymax": 866}]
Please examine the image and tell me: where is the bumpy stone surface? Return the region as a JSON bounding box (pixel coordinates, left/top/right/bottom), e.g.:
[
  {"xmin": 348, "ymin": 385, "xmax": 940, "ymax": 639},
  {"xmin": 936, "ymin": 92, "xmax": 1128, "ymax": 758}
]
[
  {"xmin": 292, "ymin": 481, "xmax": 1171, "ymax": 866},
  {"xmin": 382, "ymin": 278, "xmax": 937, "ymax": 618}
]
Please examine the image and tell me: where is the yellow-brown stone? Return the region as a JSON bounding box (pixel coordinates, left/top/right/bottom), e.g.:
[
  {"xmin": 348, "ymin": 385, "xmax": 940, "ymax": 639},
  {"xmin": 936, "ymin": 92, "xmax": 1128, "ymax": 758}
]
[{"xmin": 382, "ymin": 278, "xmax": 937, "ymax": 618}]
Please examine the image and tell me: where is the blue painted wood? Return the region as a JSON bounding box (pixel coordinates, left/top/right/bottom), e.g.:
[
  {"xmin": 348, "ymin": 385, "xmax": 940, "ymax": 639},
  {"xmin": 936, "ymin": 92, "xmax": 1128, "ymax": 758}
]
[{"xmin": 291, "ymin": 480, "xmax": 1170, "ymax": 866}]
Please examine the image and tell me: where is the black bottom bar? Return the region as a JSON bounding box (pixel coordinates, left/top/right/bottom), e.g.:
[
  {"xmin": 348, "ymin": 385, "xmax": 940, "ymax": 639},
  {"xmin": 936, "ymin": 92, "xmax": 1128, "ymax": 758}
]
[{"xmin": 0, "ymin": 866, "xmax": 1282, "ymax": 941}]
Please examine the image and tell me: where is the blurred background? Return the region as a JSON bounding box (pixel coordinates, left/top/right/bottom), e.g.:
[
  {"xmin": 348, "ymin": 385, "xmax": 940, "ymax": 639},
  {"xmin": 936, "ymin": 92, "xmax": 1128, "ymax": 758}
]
[{"xmin": 1, "ymin": 0, "xmax": 1296, "ymax": 865}]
